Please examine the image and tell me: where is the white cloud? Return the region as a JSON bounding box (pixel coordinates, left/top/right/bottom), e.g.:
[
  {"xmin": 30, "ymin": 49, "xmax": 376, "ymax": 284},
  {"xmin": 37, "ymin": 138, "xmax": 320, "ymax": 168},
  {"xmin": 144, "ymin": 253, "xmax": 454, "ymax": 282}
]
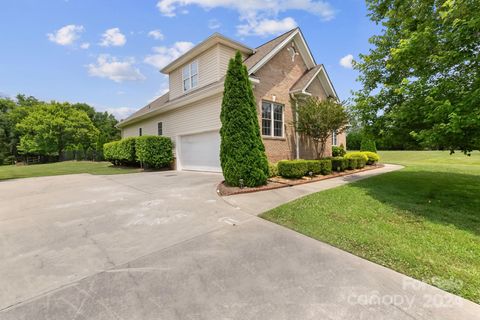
[
  {"xmin": 144, "ymin": 41, "xmax": 195, "ymax": 69},
  {"xmin": 148, "ymin": 29, "xmax": 165, "ymax": 40},
  {"xmin": 80, "ymin": 42, "xmax": 90, "ymax": 49},
  {"xmin": 87, "ymin": 55, "xmax": 145, "ymax": 82},
  {"xmin": 108, "ymin": 107, "xmax": 137, "ymax": 120},
  {"xmin": 47, "ymin": 24, "xmax": 85, "ymax": 46},
  {"xmin": 339, "ymin": 54, "xmax": 354, "ymax": 68},
  {"xmin": 237, "ymin": 17, "xmax": 297, "ymax": 36},
  {"xmin": 100, "ymin": 28, "xmax": 127, "ymax": 47},
  {"xmin": 208, "ymin": 19, "xmax": 221, "ymax": 29},
  {"xmin": 156, "ymin": 0, "xmax": 335, "ymax": 35}
]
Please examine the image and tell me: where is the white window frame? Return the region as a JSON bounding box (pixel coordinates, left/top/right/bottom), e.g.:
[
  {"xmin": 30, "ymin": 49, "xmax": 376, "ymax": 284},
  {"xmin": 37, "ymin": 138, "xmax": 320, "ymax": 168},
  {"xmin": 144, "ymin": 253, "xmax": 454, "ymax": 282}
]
[
  {"xmin": 332, "ymin": 130, "xmax": 337, "ymax": 146},
  {"xmin": 261, "ymin": 101, "xmax": 284, "ymax": 138},
  {"xmin": 182, "ymin": 60, "xmax": 198, "ymax": 92}
]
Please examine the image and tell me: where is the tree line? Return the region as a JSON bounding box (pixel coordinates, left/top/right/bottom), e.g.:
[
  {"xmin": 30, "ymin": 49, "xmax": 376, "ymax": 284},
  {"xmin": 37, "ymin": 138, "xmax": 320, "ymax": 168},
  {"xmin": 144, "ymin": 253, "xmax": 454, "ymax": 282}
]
[{"xmin": 0, "ymin": 94, "xmax": 120, "ymax": 165}]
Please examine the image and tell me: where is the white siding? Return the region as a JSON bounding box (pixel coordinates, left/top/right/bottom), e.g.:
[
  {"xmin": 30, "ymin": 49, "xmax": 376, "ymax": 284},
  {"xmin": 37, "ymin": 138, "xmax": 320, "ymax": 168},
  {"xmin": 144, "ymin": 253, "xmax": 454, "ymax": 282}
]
[
  {"xmin": 169, "ymin": 46, "xmax": 220, "ymax": 100},
  {"xmin": 121, "ymin": 93, "xmax": 223, "ymax": 146},
  {"xmin": 218, "ymin": 44, "xmax": 238, "ymax": 76}
]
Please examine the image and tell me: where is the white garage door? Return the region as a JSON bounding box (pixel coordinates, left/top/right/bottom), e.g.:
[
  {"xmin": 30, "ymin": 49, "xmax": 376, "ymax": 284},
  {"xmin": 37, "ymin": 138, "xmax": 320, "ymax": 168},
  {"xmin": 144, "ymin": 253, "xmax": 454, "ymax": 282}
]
[{"xmin": 179, "ymin": 130, "xmax": 221, "ymax": 172}]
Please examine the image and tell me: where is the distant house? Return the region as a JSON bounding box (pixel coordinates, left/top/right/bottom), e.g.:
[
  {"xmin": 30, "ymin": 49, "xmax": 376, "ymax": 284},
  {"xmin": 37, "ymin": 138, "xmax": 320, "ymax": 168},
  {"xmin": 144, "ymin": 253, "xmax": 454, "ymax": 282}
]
[{"xmin": 118, "ymin": 28, "xmax": 345, "ymax": 172}]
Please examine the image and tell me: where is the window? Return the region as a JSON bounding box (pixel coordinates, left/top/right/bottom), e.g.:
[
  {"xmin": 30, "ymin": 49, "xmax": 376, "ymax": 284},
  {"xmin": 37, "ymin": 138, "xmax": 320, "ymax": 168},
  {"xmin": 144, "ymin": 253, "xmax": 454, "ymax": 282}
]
[
  {"xmin": 262, "ymin": 101, "xmax": 284, "ymax": 137},
  {"xmin": 139, "ymin": 128, "xmax": 142, "ymax": 136},
  {"xmin": 182, "ymin": 61, "xmax": 198, "ymax": 92},
  {"xmin": 157, "ymin": 122, "xmax": 163, "ymax": 136},
  {"xmin": 332, "ymin": 130, "xmax": 337, "ymax": 146}
]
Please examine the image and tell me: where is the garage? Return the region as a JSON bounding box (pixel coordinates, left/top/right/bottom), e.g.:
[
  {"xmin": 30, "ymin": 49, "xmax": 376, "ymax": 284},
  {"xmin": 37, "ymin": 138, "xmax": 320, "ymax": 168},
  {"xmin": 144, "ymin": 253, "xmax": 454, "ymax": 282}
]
[{"xmin": 178, "ymin": 130, "xmax": 221, "ymax": 172}]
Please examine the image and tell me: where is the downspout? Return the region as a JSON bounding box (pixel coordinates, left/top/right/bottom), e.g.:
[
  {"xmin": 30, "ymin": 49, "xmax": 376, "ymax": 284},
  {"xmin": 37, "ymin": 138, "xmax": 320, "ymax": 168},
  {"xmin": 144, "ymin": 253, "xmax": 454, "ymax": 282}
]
[{"xmin": 290, "ymin": 93, "xmax": 300, "ymax": 160}]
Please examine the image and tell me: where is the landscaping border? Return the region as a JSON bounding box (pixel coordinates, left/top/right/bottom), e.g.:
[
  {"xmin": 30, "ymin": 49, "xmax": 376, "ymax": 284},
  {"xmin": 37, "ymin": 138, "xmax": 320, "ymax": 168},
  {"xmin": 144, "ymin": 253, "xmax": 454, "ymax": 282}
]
[{"xmin": 217, "ymin": 164, "xmax": 384, "ymax": 196}]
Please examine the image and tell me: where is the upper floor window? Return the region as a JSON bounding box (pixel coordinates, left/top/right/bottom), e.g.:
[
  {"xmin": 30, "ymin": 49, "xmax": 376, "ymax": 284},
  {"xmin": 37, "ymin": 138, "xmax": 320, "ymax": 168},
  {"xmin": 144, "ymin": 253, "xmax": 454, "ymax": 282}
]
[
  {"xmin": 182, "ymin": 61, "xmax": 198, "ymax": 92},
  {"xmin": 157, "ymin": 122, "xmax": 163, "ymax": 136},
  {"xmin": 262, "ymin": 101, "xmax": 284, "ymax": 137},
  {"xmin": 139, "ymin": 128, "xmax": 142, "ymax": 136},
  {"xmin": 332, "ymin": 130, "xmax": 337, "ymax": 146}
]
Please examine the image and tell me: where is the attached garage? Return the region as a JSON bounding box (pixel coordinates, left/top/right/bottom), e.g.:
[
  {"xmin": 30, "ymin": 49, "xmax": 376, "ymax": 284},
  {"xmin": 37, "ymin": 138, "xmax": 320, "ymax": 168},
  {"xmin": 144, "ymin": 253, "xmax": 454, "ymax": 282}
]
[{"xmin": 178, "ymin": 130, "xmax": 221, "ymax": 172}]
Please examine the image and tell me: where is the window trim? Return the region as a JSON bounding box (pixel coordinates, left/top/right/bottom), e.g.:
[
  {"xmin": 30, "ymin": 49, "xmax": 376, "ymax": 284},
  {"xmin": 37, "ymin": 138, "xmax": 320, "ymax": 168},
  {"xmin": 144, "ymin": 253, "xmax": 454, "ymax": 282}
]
[
  {"xmin": 182, "ymin": 60, "xmax": 198, "ymax": 93},
  {"xmin": 261, "ymin": 100, "xmax": 284, "ymax": 138}
]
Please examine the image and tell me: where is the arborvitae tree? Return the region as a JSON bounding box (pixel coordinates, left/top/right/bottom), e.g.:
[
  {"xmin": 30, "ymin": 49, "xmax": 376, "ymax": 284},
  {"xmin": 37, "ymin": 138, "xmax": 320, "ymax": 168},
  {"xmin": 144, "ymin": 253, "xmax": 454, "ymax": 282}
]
[{"xmin": 220, "ymin": 51, "xmax": 268, "ymax": 187}]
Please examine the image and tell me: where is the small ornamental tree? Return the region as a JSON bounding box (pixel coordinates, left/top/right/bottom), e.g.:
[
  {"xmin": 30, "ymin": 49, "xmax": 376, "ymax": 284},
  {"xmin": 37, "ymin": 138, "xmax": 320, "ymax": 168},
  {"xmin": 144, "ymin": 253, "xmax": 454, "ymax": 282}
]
[
  {"xmin": 295, "ymin": 97, "xmax": 349, "ymax": 159},
  {"xmin": 220, "ymin": 51, "xmax": 268, "ymax": 187}
]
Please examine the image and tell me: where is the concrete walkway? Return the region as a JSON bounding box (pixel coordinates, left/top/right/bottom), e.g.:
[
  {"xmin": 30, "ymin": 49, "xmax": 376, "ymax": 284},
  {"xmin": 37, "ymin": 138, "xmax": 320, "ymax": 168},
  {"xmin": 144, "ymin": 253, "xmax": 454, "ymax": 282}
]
[{"xmin": 223, "ymin": 164, "xmax": 403, "ymax": 215}]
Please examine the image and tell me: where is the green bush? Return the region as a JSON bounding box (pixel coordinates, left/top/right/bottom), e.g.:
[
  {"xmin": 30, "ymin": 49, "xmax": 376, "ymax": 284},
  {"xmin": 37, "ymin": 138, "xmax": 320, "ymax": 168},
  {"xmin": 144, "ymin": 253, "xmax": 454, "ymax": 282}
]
[
  {"xmin": 103, "ymin": 137, "xmax": 136, "ymax": 166},
  {"xmin": 305, "ymin": 160, "xmax": 321, "ymax": 175},
  {"xmin": 220, "ymin": 51, "xmax": 268, "ymax": 187},
  {"xmin": 362, "ymin": 151, "xmax": 380, "ymax": 165},
  {"xmin": 345, "ymin": 152, "xmax": 369, "ymax": 162},
  {"xmin": 319, "ymin": 159, "xmax": 332, "ymax": 175},
  {"xmin": 331, "ymin": 157, "xmax": 347, "ymax": 172},
  {"xmin": 332, "ymin": 144, "xmax": 346, "ymax": 157},
  {"xmin": 347, "ymin": 158, "xmax": 358, "ymax": 170},
  {"xmin": 268, "ymin": 163, "xmax": 278, "ymax": 178},
  {"xmin": 360, "ymin": 137, "xmax": 377, "ymax": 152},
  {"xmin": 356, "ymin": 157, "xmax": 366, "ymax": 168},
  {"xmin": 135, "ymin": 136, "xmax": 173, "ymax": 168},
  {"xmin": 277, "ymin": 160, "xmax": 308, "ymax": 179}
]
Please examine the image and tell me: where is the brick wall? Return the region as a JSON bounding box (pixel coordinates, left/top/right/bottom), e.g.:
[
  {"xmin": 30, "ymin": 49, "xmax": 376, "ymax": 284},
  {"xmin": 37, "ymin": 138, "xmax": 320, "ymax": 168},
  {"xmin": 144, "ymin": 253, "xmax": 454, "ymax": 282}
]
[{"xmin": 253, "ymin": 43, "xmax": 338, "ymax": 162}]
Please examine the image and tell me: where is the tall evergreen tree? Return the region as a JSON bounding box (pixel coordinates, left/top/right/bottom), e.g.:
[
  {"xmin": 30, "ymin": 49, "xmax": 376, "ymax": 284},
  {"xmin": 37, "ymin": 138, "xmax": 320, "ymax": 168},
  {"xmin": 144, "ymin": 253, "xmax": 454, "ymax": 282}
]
[{"xmin": 220, "ymin": 51, "xmax": 268, "ymax": 187}]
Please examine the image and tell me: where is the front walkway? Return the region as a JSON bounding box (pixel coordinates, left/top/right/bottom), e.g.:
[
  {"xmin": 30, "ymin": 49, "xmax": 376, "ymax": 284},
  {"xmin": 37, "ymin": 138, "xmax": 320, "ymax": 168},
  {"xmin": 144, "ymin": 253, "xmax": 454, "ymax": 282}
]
[{"xmin": 223, "ymin": 164, "xmax": 403, "ymax": 215}]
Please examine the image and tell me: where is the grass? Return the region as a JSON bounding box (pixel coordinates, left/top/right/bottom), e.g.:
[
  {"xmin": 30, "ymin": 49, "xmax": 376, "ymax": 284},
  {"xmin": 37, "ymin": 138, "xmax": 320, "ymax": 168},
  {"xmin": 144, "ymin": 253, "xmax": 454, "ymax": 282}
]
[
  {"xmin": 0, "ymin": 161, "xmax": 141, "ymax": 181},
  {"xmin": 261, "ymin": 151, "xmax": 480, "ymax": 303}
]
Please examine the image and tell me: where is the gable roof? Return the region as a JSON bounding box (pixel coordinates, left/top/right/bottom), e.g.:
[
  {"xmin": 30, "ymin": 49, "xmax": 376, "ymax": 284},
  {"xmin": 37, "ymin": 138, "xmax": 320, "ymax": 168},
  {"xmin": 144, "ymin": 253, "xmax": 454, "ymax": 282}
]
[
  {"xmin": 161, "ymin": 33, "xmax": 253, "ymax": 74},
  {"xmin": 290, "ymin": 64, "xmax": 339, "ymax": 99},
  {"xmin": 243, "ymin": 28, "xmax": 298, "ymax": 71}
]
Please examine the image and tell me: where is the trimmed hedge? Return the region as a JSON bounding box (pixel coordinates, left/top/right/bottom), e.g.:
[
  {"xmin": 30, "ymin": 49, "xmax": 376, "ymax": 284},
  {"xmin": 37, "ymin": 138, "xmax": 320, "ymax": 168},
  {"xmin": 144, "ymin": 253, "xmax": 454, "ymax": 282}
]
[
  {"xmin": 104, "ymin": 136, "xmax": 173, "ymax": 168},
  {"xmin": 268, "ymin": 163, "xmax": 278, "ymax": 178},
  {"xmin": 319, "ymin": 159, "xmax": 332, "ymax": 175},
  {"xmin": 277, "ymin": 160, "xmax": 308, "ymax": 178},
  {"xmin": 362, "ymin": 151, "xmax": 380, "ymax": 165},
  {"xmin": 331, "ymin": 157, "xmax": 347, "ymax": 172},
  {"xmin": 135, "ymin": 136, "xmax": 173, "ymax": 168},
  {"xmin": 103, "ymin": 137, "xmax": 137, "ymax": 166},
  {"xmin": 305, "ymin": 160, "xmax": 321, "ymax": 175},
  {"xmin": 345, "ymin": 152, "xmax": 369, "ymax": 162},
  {"xmin": 332, "ymin": 145, "xmax": 346, "ymax": 157},
  {"xmin": 347, "ymin": 158, "xmax": 358, "ymax": 170}
]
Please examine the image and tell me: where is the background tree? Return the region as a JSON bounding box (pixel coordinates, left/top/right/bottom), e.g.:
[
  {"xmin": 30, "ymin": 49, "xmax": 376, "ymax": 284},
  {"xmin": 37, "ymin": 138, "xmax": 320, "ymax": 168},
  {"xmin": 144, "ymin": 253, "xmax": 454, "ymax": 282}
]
[
  {"xmin": 220, "ymin": 51, "xmax": 269, "ymax": 187},
  {"xmin": 295, "ymin": 97, "xmax": 349, "ymax": 158},
  {"xmin": 354, "ymin": 0, "xmax": 480, "ymax": 153},
  {"xmin": 16, "ymin": 103, "xmax": 99, "ymax": 159}
]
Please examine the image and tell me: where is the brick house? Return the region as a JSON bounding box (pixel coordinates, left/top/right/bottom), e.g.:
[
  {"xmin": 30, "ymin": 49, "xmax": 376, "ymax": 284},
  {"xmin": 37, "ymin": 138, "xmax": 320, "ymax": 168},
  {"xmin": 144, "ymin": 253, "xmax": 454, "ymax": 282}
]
[{"xmin": 118, "ymin": 28, "xmax": 346, "ymax": 172}]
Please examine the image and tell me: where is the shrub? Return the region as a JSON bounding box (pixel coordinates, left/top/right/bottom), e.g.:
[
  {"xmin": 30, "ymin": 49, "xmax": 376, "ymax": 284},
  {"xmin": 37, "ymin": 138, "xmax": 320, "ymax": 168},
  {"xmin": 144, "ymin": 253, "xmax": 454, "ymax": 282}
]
[
  {"xmin": 319, "ymin": 159, "xmax": 332, "ymax": 175},
  {"xmin": 331, "ymin": 157, "xmax": 347, "ymax": 172},
  {"xmin": 356, "ymin": 157, "xmax": 366, "ymax": 168},
  {"xmin": 268, "ymin": 163, "xmax": 278, "ymax": 178},
  {"xmin": 220, "ymin": 51, "xmax": 268, "ymax": 187},
  {"xmin": 277, "ymin": 160, "xmax": 308, "ymax": 179},
  {"xmin": 103, "ymin": 137, "xmax": 136, "ymax": 166},
  {"xmin": 135, "ymin": 136, "xmax": 173, "ymax": 168},
  {"xmin": 345, "ymin": 152, "xmax": 369, "ymax": 162},
  {"xmin": 305, "ymin": 160, "xmax": 321, "ymax": 175},
  {"xmin": 332, "ymin": 144, "xmax": 346, "ymax": 157},
  {"xmin": 360, "ymin": 137, "xmax": 377, "ymax": 152},
  {"xmin": 347, "ymin": 158, "xmax": 358, "ymax": 170},
  {"xmin": 362, "ymin": 151, "xmax": 380, "ymax": 165}
]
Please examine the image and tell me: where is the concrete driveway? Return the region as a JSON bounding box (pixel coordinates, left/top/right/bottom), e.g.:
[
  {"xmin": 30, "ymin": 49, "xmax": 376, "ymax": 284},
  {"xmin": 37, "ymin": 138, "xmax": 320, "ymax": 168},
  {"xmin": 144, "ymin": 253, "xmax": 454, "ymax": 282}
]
[{"xmin": 1, "ymin": 169, "xmax": 479, "ymax": 319}]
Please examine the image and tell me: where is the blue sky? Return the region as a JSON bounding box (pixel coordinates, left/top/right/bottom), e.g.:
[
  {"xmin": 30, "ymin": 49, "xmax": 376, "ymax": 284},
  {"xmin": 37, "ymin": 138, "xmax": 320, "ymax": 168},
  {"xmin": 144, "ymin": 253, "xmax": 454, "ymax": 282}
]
[{"xmin": 0, "ymin": 0, "xmax": 379, "ymax": 119}]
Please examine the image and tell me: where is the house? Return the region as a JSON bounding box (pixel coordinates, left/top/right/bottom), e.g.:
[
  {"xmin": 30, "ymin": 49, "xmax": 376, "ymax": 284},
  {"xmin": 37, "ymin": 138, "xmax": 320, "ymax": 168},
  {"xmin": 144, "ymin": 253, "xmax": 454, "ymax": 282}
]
[{"xmin": 118, "ymin": 28, "xmax": 346, "ymax": 172}]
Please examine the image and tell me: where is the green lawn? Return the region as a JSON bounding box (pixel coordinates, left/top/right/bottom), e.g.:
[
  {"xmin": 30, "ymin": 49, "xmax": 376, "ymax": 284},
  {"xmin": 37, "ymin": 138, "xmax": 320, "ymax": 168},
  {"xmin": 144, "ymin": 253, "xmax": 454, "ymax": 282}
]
[
  {"xmin": 0, "ymin": 161, "xmax": 141, "ymax": 181},
  {"xmin": 261, "ymin": 151, "xmax": 480, "ymax": 303}
]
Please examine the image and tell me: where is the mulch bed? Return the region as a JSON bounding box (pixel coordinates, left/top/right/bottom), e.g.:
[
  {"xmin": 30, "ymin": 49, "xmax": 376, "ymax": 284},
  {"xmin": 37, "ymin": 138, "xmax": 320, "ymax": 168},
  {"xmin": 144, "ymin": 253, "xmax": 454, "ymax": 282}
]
[{"xmin": 217, "ymin": 164, "xmax": 384, "ymax": 196}]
